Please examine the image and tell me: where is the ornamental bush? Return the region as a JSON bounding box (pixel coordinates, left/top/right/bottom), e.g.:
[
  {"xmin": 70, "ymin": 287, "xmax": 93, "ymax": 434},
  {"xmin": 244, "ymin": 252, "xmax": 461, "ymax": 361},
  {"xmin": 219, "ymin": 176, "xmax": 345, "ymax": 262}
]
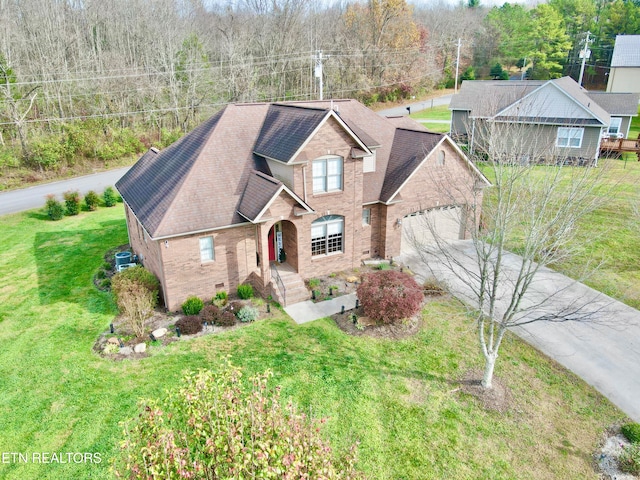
[
  {"xmin": 200, "ymin": 304, "xmax": 220, "ymax": 325},
  {"xmin": 215, "ymin": 310, "xmax": 237, "ymax": 326},
  {"xmin": 236, "ymin": 305, "xmax": 259, "ymax": 323},
  {"xmin": 237, "ymin": 283, "xmax": 254, "ymax": 299},
  {"xmin": 63, "ymin": 190, "xmax": 81, "ymax": 216},
  {"xmin": 115, "ymin": 362, "xmax": 363, "ymax": 479},
  {"xmin": 84, "ymin": 190, "xmax": 100, "ymax": 211},
  {"xmin": 182, "ymin": 296, "xmax": 204, "ymax": 316},
  {"xmin": 103, "ymin": 186, "xmax": 118, "ymax": 207},
  {"xmin": 175, "ymin": 315, "xmax": 203, "ymax": 335},
  {"xmin": 356, "ymin": 270, "xmax": 423, "ymax": 325},
  {"xmin": 45, "ymin": 194, "xmax": 64, "ymax": 220},
  {"xmin": 111, "ymin": 266, "xmax": 160, "ymax": 337},
  {"xmin": 622, "ymin": 423, "xmax": 640, "ymax": 444}
]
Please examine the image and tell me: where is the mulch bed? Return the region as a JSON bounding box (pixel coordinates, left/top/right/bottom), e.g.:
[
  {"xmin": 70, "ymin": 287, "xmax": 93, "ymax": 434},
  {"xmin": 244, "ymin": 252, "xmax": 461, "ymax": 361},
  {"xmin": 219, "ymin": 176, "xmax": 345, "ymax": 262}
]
[{"xmin": 456, "ymin": 369, "xmax": 512, "ymax": 414}]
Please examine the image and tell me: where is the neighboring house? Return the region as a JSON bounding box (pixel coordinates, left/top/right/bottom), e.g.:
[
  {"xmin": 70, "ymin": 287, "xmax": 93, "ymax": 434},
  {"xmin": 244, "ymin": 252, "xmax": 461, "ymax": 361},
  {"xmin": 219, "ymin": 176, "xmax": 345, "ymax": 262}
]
[
  {"xmin": 450, "ymin": 76, "xmax": 638, "ymax": 164},
  {"xmin": 607, "ymin": 35, "xmax": 640, "ymax": 94},
  {"xmin": 116, "ymin": 100, "xmax": 488, "ymax": 310}
]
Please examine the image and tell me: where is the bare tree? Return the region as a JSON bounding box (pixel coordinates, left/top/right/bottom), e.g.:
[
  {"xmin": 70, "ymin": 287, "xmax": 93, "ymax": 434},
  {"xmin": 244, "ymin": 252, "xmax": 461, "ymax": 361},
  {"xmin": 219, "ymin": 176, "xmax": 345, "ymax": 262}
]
[{"xmin": 406, "ymin": 118, "xmax": 614, "ymax": 389}]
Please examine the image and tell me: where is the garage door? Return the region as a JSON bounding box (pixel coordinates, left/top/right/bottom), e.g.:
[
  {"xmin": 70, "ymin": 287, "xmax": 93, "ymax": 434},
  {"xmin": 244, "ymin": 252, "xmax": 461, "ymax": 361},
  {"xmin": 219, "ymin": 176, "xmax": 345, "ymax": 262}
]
[{"xmin": 401, "ymin": 206, "xmax": 462, "ymax": 254}]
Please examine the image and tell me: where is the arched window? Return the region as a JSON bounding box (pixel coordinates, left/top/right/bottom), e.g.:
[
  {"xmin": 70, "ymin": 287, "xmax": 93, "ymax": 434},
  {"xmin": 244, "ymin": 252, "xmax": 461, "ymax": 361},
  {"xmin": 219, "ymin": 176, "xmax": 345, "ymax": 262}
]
[{"xmin": 311, "ymin": 215, "xmax": 344, "ymax": 256}]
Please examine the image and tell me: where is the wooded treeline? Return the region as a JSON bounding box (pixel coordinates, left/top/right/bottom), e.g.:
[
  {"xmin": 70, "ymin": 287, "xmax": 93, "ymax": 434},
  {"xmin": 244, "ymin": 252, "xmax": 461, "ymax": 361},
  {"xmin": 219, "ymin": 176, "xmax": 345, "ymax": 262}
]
[{"xmin": 0, "ymin": 0, "xmax": 638, "ymax": 175}]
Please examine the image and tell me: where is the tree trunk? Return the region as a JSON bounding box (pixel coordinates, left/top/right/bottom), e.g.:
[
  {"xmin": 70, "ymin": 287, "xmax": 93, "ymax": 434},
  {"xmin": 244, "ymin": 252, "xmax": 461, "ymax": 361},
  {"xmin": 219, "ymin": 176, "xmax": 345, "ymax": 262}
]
[{"xmin": 481, "ymin": 353, "xmax": 497, "ymax": 389}]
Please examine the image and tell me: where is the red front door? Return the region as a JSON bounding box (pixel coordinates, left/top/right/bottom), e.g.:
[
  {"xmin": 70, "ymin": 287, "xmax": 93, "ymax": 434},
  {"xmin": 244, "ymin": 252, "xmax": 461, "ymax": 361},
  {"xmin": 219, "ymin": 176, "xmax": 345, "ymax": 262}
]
[{"xmin": 268, "ymin": 227, "xmax": 276, "ymax": 262}]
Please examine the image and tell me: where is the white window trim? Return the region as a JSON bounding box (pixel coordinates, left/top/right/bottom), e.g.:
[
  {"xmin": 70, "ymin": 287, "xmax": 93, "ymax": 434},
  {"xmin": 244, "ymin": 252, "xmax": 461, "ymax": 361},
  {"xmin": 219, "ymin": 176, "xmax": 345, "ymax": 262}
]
[
  {"xmin": 556, "ymin": 127, "xmax": 584, "ymax": 148},
  {"xmin": 608, "ymin": 117, "xmax": 622, "ymax": 136},
  {"xmin": 311, "ymin": 215, "xmax": 344, "ymax": 257},
  {"xmin": 199, "ymin": 236, "xmax": 214, "ymax": 263},
  {"xmin": 312, "ymin": 156, "xmax": 343, "ymax": 194},
  {"xmin": 363, "ymin": 150, "xmax": 376, "ymax": 173}
]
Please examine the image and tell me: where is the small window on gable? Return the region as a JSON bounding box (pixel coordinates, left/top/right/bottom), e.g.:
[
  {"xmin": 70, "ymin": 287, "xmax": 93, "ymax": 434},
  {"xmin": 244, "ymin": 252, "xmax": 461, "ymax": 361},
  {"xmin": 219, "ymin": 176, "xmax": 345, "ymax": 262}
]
[
  {"xmin": 363, "ymin": 150, "xmax": 376, "ymax": 173},
  {"xmin": 436, "ymin": 150, "xmax": 445, "ymax": 166},
  {"xmin": 362, "ymin": 208, "xmax": 371, "ymax": 226},
  {"xmin": 199, "ymin": 236, "xmax": 214, "ymax": 262}
]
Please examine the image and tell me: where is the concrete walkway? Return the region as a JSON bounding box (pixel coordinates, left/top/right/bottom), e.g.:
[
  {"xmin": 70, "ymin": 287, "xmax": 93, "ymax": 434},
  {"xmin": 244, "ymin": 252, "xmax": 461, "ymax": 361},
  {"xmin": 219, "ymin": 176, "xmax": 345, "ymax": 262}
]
[
  {"xmin": 398, "ymin": 241, "xmax": 640, "ymax": 422},
  {"xmin": 285, "ymin": 293, "xmax": 357, "ymax": 324}
]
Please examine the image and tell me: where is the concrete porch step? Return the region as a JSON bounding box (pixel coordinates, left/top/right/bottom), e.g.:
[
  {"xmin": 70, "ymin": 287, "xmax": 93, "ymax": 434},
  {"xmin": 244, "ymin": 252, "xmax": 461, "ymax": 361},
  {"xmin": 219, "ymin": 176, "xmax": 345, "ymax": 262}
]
[{"xmin": 270, "ymin": 263, "xmax": 309, "ymax": 306}]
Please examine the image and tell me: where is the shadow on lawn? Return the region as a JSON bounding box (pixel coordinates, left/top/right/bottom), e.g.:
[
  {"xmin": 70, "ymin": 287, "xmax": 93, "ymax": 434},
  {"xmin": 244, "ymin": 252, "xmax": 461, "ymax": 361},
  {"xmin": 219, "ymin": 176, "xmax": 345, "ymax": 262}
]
[{"xmin": 34, "ymin": 219, "xmax": 126, "ymax": 309}]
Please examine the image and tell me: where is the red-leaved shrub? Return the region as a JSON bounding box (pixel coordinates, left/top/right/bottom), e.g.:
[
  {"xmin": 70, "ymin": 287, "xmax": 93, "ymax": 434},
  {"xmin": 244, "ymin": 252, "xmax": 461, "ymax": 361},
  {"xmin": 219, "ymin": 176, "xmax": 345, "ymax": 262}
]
[{"xmin": 356, "ymin": 270, "xmax": 423, "ymax": 325}]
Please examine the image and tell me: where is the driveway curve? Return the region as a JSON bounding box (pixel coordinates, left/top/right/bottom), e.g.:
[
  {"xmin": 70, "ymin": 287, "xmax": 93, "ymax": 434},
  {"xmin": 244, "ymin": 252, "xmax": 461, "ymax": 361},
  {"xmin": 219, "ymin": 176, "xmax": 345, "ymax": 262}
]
[{"xmin": 399, "ymin": 240, "xmax": 640, "ymax": 422}]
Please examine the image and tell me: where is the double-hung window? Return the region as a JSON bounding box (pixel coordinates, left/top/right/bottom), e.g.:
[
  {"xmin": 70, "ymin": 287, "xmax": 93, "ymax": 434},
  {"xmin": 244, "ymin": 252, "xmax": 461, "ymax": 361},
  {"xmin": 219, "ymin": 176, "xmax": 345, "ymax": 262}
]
[
  {"xmin": 199, "ymin": 236, "xmax": 214, "ymax": 262},
  {"xmin": 311, "ymin": 215, "xmax": 344, "ymax": 256},
  {"xmin": 608, "ymin": 117, "xmax": 622, "ymax": 137},
  {"xmin": 556, "ymin": 127, "xmax": 584, "ymax": 148},
  {"xmin": 312, "ymin": 156, "xmax": 342, "ymax": 193}
]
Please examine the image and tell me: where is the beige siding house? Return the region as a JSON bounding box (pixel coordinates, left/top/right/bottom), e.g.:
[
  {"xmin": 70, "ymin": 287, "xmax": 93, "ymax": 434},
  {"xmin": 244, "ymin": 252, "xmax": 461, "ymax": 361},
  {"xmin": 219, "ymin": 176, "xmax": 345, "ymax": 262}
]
[
  {"xmin": 116, "ymin": 100, "xmax": 489, "ymax": 310},
  {"xmin": 607, "ymin": 35, "xmax": 640, "ymax": 94},
  {"xmin": 450, "ymin": 77, "xmax": 638, "ymax": 164}
]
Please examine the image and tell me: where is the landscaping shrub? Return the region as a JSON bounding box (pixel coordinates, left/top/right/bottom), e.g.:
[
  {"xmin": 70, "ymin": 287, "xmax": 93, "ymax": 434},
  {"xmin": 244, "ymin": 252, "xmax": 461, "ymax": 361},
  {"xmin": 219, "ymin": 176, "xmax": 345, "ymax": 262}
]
[
  {"xmin": 236, "ymin": 305, "xmax": 259, "ymax": 323},
  {"xmin": 200, "ymin": 304, "xmax": 220, "ymax": 324},
  {"xmin": 175, "ymin": 315, "xmax": 203, "ymax": 335},
  {"xmin": 182, "ymin": 296, "xmax": 204, "ymax": 316},
  {"xmin": 115, "ymin": 362, "xmax": 362, "ymax": 479},
  {"xmin": 45, "ymin": 194, "xmax": 64, "ymax": 220},
  {"xmin": 227, "ymin": 301, "xmax": 244, "ymax": 316},
  {"xmin": 213, "ymin": 290, "xmax": 228, "ymax": 307},
  {"xmin": 356, "ymin": 270, "xmax": 423, "ymax": 325},
  {"xmin": 103, "ymin": 186, "xmax": 117, "ymax": 207},
  {"xmin": 376, "ymin": 262, "xmax": 390, "ymax": 270},
  {"xmin": 622, "ymin": 423, "xmax": 640, "ymax": 444},
  {"xmin": 216, "ymin": 310, "xmax": 237, "ymax": 326},
  {"xmin": 84, "ymin": 190, "xmax": 100, "ymax": 211},
  {"xmin": 111, "ymin": 266, "xmax": 160, "ymax": 337},
  {"xmin": 619, "ymin": 443, "xmax": 640, "ymax": 475},
  {"xmin": 237, "ymin": 283, "xmax": 253, "ymax": 299},
  {"xmin": 63, "ymin": 190, "xmax": 81, "ymax": 216}
]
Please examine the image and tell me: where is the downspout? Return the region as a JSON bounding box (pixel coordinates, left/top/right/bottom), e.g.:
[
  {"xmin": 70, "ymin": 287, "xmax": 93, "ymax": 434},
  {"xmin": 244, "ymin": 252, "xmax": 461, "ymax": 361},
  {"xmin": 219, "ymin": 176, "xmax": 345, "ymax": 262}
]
[{"xmin": 302, "ymin": 165, "xmax": 308, "ymax": 203}]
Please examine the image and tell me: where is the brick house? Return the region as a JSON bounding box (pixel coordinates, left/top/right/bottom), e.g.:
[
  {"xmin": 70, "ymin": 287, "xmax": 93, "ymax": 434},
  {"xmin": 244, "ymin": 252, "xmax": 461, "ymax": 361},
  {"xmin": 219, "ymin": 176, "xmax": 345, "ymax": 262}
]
[{"xmin": 116, "ymin": 100, "xmax": 488, "ymax": 310}]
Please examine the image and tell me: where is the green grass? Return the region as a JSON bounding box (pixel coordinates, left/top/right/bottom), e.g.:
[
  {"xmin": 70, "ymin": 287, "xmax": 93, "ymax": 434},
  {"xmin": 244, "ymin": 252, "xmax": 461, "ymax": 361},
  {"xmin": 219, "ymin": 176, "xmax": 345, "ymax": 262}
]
[
  {"xmin": 410, "ymin": 105, "xmax": 452, "ymax": 121},
  {"xmin": 0, "ymin": 206, "xmax": 626, "ymax": 479}
]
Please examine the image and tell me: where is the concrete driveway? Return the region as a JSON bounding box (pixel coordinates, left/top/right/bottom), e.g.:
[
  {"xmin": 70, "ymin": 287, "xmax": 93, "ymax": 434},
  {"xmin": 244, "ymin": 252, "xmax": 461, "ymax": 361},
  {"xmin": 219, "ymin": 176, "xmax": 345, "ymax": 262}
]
[{"xmin": 398, "ymin": 240, "xmax": 640, "ymax": 422}]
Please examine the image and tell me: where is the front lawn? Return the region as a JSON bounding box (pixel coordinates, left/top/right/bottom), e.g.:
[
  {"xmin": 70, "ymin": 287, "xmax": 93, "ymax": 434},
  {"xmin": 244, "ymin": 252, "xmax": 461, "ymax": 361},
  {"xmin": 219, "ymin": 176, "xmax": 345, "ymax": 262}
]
[{"xmin": 0, "ymin": 206, "xmax": 625, "ymax": 479}]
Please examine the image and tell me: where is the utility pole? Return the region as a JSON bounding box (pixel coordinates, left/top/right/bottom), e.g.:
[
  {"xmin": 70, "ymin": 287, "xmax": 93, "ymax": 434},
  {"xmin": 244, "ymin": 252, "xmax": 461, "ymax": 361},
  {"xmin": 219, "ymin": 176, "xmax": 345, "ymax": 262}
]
[
  {"xmin": 578, "ymin": 31, "xmax": 591, "ymax": 87},
  {"xmin": 314, "ymin": 50, "xmax": 323, "ymax": 101},
  {"xmin": 454, "ymin": 38, "xmax": 462, "ymax": 94}
]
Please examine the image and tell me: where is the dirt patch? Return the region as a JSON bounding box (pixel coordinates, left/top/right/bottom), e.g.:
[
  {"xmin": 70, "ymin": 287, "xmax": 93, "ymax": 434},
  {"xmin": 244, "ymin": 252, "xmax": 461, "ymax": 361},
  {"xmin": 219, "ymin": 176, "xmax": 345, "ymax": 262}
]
[
  {"xmin": 457, "ymin": 369, "xmax": 512, "ymax": 414},
  {"xmin": 595, "ymin": 426, "xmax": 638, "ymax": 480}
]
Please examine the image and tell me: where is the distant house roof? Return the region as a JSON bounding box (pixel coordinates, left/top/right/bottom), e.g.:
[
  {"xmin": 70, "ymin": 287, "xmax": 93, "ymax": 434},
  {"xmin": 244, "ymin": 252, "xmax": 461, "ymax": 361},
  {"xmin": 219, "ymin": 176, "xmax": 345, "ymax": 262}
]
[
  {"xmin": 610, "ymin": 35, "xmax": 640, "ymax": 68},
  {"xmin": 450, "ymin": 77, "xmax": 611, "ymax": 126},
  {"xmin": 588, "ymin": 92, "xmax": 640, "ymax": 116},
  {"xmin": 117, "ymin": 99, "xmax": 474, "ymax": 239}
]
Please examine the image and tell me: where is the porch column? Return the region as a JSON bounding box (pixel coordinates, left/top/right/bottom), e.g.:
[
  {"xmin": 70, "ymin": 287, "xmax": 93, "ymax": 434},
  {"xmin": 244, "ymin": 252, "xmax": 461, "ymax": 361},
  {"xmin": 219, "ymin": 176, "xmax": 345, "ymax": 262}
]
[{"xmin": 257, "ymin": 223, "xmax": 272, "ymax": 290}]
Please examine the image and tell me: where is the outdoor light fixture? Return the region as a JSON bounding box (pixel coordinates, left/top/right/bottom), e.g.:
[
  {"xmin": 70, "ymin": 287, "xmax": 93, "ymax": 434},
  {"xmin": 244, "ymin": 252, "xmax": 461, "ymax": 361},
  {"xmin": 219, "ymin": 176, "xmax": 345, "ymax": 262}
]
[
  {"xmin": 267, "ymin": 304, "xmax": 271, "ymax": 313},
  {"xmin": 176, "ymin": 327, "xmax": 181, "ymax": 338},
  {"xmin": 110, "ymin": 323, "xmax": 114, "ymax": 334},
  {"xmin": 312, "ymin": 290, "xmax": 316, "ymax": 300},
  {"xmin": 341, "ymin": 305, "xmax": 345, "ymax": 314},
  {"xmin": 118, "ymin": 338, "xmax": 124, "ymax": 348},
  {"xmin": 355, "ymin": 299, "xmax": 360, "ymax": 309},
  {"xmin": 149, "ymin": 333, "xmax": 157, "ymax": 342},
  {"xmin": 396, "ymin": 218, "xmax": 402, "ymax": 226}
]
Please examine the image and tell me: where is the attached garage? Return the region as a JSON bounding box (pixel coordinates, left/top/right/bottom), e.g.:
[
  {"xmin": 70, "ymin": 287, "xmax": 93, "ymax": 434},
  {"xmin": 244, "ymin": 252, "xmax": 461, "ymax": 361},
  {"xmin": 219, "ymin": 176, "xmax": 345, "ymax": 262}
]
[{"xmin": 400, "ymin": 206, "xmax": 463, "ymax": 254}]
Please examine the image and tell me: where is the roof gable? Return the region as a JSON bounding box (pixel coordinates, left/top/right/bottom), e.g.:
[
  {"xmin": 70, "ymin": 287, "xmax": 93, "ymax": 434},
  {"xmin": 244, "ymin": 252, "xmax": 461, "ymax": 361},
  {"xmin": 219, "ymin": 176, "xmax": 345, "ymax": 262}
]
[{"xmin": 254, "ymin": 104, "xmax": 328, "ymax": 162}]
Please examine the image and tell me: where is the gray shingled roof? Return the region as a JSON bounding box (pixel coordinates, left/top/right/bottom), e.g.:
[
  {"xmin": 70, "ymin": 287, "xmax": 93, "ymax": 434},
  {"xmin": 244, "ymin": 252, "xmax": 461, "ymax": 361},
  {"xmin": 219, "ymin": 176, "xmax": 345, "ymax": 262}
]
[
  {"xmin": 611, "ymin": 35, "xmax": 640, "ymax": 68},
  {"xmin": 254, "ymin": 104, "xmax": 328, "ymax": 162},
  {"xmin": 380, "ymin": 128, "xmax": 444, "ymax": 202},
  {"xmin": 450, "ymin": 77, "xmax": 610, "ymax": 126},
  {"xmin": 237, "ymin": 171, "xmax": 284, "ymax": 222},
  {"xmin": 587, "ymin": 92, "xmax": 640, "ymax": 116}
]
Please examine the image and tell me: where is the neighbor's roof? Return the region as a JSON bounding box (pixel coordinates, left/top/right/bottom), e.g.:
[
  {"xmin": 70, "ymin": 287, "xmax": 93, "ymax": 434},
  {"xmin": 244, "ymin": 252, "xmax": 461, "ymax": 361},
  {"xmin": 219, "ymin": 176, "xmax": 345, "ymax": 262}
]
[
  {"xmin": 587, "ymin": 92, "xmax": 640, "ymax": 116},
  {"xmin": 610, "ymin": 35, "xmax": 640, "ymax": 68},
  {"xmin": 450, "ymin": 77, "xmax": 610, "ymax": 125}
]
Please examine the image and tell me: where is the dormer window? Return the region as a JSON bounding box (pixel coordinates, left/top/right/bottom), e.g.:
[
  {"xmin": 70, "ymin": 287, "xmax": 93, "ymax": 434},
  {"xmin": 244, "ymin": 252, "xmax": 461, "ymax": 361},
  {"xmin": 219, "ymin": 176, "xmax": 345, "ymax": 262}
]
[
  {"xmin": 312, "ymin": 156, "xmax": 343, "ymax": 193},
  {"xmin": 363, "ymin": 150, "xmax": 376, "ymax": 173}
]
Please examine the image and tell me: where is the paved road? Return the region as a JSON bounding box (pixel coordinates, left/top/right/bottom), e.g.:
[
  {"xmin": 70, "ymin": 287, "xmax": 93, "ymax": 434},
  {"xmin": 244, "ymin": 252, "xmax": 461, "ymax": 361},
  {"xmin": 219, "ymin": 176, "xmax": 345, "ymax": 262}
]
[
  {"xmin": 377, "ymin": 94, "xmax": 453, "ymax": 117},
  {"xmin": 399, "ymin": 241, "xmax": 640, "ymax": 422},
  {"xmin": 0, "ymin": 166, "xmax": 130, "ymax": 216}
]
